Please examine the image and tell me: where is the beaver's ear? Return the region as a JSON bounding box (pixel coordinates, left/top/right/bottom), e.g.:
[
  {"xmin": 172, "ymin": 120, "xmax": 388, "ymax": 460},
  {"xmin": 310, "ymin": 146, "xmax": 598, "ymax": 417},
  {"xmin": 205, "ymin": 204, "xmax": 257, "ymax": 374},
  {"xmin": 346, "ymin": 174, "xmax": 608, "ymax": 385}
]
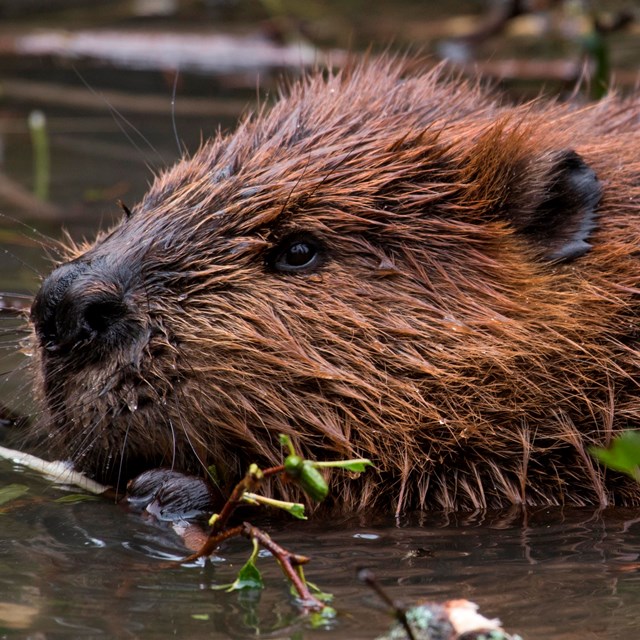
[{"xmin": 507, "ymin": 150, "xmax": 602, "ymax": 262}]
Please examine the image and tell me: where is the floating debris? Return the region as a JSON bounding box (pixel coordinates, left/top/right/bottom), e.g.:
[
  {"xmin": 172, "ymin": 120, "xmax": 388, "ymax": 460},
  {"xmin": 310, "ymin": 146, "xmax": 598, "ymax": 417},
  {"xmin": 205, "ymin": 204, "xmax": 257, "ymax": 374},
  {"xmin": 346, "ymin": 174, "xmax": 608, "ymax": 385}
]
[
  {"xmin": 378, "ymin": 599, "xmax": 523, "ymax": 640},
  {"xmin": 0, "ymin": 445, "xmax": 110, "ymax": 495}
]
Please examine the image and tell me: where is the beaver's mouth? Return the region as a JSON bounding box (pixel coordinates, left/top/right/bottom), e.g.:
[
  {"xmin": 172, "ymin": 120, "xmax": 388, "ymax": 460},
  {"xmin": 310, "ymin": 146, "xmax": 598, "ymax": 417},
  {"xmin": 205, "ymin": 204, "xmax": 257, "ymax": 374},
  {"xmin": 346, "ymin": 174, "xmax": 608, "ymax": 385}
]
[
  {"xmin": 37, "ymin": 345, "xmax": 199, "ymax": 490},
  {"xmin": 47, "ymin": 396, "xmax": 199, "ymax": 490}
]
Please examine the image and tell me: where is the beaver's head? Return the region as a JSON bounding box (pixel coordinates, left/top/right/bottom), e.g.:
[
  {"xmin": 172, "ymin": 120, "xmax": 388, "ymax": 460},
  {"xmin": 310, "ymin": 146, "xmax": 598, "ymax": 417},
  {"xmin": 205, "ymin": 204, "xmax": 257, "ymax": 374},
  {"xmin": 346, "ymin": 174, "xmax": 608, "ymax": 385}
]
[{"xmin": 32, "ymin": 59, "xmax": 627, "ymax": 511}]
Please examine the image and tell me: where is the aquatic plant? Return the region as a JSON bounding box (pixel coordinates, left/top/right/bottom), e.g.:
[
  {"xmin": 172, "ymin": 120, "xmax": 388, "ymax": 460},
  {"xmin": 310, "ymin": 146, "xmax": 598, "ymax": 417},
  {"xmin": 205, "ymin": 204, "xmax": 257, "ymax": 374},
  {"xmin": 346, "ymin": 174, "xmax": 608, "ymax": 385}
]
[
  {"xmin": 590, "ymin": 431, "xmax": 640, "ymax": 483},
  {"xmin": 187, "ymin": 433, "xmax": 372, "ymax": 614}
]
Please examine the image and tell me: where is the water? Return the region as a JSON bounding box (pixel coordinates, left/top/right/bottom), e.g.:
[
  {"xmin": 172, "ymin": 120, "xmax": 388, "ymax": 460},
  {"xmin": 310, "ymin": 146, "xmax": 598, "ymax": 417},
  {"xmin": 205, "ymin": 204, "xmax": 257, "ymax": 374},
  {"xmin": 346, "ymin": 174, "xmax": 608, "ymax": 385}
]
[
  {"xmin": 2, "ymin": 469, "xmax": 640, "ymax": 638},
  {"xmin": 1, "ymin": 1, "xmax": 640, "ymax": 638}
]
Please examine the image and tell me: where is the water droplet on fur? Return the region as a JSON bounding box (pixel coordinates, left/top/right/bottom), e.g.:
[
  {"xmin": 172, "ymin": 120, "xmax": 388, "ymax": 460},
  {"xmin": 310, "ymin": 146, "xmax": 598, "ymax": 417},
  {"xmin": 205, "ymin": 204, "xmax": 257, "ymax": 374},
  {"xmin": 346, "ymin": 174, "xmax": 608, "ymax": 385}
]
[
  {"xmin": 123, "ymin": 386, "xmax": 139, "ymax": 412},
  {"xmin": 20, "ymin": 340, "xmax": 33, "ymax": 357},
  {"xmin": 443, "ymin": 315, "xmax": 471, "ymax": 335}
]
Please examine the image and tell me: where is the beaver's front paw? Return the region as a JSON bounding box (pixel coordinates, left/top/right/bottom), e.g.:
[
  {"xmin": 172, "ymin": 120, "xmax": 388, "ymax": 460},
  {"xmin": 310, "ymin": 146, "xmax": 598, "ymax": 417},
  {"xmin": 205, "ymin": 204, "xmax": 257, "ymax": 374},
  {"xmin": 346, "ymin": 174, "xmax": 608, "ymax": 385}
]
[{"xmin": 126, "ymin": 469, "xmax": 220, "ymax": 521}]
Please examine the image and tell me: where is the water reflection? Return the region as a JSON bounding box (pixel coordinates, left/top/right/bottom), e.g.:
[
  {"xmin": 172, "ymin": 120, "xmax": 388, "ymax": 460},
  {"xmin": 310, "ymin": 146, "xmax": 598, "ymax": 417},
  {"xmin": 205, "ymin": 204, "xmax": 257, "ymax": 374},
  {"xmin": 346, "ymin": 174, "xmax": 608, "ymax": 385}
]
[{"xmin": 2, "ymin": 472, "xmax": 639, "ymax": 639}]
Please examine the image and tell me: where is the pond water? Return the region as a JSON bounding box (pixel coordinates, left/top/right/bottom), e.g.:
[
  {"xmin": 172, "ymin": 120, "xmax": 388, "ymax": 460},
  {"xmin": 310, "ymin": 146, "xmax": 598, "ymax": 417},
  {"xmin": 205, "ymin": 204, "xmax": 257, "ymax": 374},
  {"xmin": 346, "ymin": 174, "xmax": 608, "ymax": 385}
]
[
  {"xmin": 1, "ymin": 1, "xmax": 640, "ymax": 638},
  {"xmin": 2, "ymin": 467, "xmax": 640, "ymax": 638}
]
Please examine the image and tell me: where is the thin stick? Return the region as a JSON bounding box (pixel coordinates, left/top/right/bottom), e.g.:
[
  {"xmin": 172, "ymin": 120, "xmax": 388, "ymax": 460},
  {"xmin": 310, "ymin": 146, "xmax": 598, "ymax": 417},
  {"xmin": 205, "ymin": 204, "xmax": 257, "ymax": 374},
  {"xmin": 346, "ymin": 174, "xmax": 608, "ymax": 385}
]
[
  {"xmin": 358, "ymin": 569, "xmax": 416, "ymax": 640},
  {"xmin": 183, "ymin": 525, "xmax": 244, "ymax": 561},
  {"xmin": 242, "ymin": 522, "xmax": 324, "ymax": 612},
  {"xmin": 0, "ymin": 445, "xmax": 114, "ymax": 497},
  {"xmin": 207, "ymin": 464, "xmax": 285, "ymax": 536}
]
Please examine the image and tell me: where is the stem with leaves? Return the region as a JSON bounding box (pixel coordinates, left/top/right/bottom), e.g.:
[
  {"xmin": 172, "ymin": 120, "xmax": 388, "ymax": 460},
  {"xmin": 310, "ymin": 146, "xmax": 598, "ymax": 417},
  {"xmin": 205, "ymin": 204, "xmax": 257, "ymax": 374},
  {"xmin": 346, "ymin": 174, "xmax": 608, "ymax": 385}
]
[{"xmin": 185, "ymin": 434, "xmax": 373, "ymax": 614}]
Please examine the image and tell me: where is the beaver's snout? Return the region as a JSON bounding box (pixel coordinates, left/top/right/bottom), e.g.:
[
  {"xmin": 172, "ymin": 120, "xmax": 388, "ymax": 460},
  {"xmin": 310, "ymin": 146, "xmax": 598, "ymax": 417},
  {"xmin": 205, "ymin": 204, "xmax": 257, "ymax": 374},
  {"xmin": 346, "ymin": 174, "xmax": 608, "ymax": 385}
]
[{"xmin": 31, "ymin": 259, "xmax": 142, "ymax": 357}]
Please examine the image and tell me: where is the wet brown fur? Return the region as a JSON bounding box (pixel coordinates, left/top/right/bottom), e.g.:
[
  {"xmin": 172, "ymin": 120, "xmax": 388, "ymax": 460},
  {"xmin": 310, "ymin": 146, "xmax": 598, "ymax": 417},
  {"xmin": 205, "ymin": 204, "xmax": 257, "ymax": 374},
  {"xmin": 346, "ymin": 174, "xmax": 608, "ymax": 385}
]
[{"xmin": 30, "ymin": 58, "xmax": 640, "ymax": 513}]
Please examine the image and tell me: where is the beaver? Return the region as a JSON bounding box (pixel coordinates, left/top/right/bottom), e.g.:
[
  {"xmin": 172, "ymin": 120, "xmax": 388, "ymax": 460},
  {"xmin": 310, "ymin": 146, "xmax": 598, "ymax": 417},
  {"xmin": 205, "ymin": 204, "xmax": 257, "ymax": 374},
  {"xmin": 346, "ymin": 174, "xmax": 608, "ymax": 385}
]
[{"xmin": 27, "ymin": 57, "xmax": 640, "ymax": 514}]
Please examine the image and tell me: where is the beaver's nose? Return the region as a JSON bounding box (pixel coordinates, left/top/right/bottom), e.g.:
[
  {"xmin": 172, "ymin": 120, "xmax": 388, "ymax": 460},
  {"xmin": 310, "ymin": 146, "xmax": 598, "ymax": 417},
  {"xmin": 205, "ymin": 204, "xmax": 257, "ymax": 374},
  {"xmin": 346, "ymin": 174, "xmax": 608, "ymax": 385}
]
[{"xmin": 31, "ymin": 260, "xmax": 136, "ymax": 354}]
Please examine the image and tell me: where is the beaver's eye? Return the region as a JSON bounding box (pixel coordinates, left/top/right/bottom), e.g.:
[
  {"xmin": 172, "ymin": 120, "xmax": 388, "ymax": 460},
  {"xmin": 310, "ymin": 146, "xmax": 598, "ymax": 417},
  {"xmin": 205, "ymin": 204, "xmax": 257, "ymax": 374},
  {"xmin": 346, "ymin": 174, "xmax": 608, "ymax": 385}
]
[{"xmin": 270, "ymin": 235, "xmax": 322, "ymax": 273}]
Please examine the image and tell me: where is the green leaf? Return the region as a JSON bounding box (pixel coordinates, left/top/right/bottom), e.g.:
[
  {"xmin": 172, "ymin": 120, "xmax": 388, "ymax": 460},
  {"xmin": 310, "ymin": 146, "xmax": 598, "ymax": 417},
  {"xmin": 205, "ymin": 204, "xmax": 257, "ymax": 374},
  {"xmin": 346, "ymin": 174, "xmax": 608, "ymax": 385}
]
[
  {"xmin": 54, "ymin": 494, "xmax": 100, "ymax": 504},
  {"xmin": 242, "ymin": 492, "xmax": 307, "ymax": 519},
  {"xmin": 227, "ymin": 538, "xmax": 264, "ymax": 592},
  {"xmin": 290, "ymin": 567, "xmax": 333, "ymax": 604},
  {"xmin": 191, "ymin": 614, "xmax": 210, "ymax": 621},
  {"xmin": 306, "ymin": 580, "xmax": 333, "ymax": 603},
  {"xmin": 279, "ymin": 433, "xmax": 296, "ymax": 456},
  {"xmin": 286, "ymin": 503, "xmax": 308, "ymax": 520},
  {"xmin": 0, "ymin": 484, "xmax": 29, "ymax": 506},
  {"xmin": 308, "ymin": 606, "xmax": 337, "ymax": 628},
  {"xmin": 590, "ymin": 431, "xmax": 640, "ymax": 481},
  {"xmin": 228, "ymin": 558, "xmax": 262, "ymax": 591},
  {"xmin": 314, "ymin": 458, "xmax": 374, "ymax": 473}
]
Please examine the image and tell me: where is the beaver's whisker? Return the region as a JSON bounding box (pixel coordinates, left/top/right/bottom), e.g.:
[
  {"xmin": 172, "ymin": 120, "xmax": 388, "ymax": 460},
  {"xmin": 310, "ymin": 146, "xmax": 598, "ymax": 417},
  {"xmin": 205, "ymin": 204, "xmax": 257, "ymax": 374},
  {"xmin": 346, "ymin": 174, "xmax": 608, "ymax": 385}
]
[
  {"xmin": 0, "ymin": 247, "xmax": 41, "ymax": 276},
  {"xmin": 0, "ymin": 329, "xmax": 32, "ymax": 337},
  {"xmin": 0, "ymin": 211, "xmax": 65, "ymax": 257},
  {"xmin": 68, "ymin": 412, "xmax": 104, "ymax": 462},
  {"xmin": 0, "ymin": 340, "xmax": 29, "ymax": 349},
  {"xmin": 172, "ymin": 386, "xmax": 209, "ymax": 474},
  {"xmin": 166, "ymin": 416, "xmax": 178, "ymax": 471},
  {"xmin": 170, "ymin": 69, "xmax": 184, "ymax": 158},
  {"xmin": 115, "ymin": 419, "xmax": 132, "ymax": 499},
  {"xmin": 72, "ymin": 66, "xmax": 166, "ymax": 168}
]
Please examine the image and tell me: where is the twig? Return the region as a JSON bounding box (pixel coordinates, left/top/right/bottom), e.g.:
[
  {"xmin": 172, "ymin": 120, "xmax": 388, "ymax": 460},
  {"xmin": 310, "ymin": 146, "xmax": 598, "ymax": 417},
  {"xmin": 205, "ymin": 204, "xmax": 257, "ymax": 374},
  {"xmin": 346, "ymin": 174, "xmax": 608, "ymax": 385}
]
[
  {"xmin": 207, "ymin": 463, "xmax": 285, "ymax": 535},
  {"xmin": 183, "ymin": 458, "xmax": 324, "ymax": 611},
  {"xmin": 0, "ymin": 445, "xmax": 114, "ymax": 497},
  {"xmin": 181, "ymin": 440, "xmax": 368, "ymax": 613},
  {"xmin": 183, "ymin": 519, "xmax": 324, "ymax": 611},
  {"xmin": 187, "ymin": 462, "xmax": 288, "ymax": 558},
  {"xmin": 242, "ymin": 522, "xmax": 325, "ymax": 612},
  {"xmin": 183, "ymin": 525, "xmax": 244, "ymax": 561},
  {"xmin": 358, "ymin": 569, "xmax": 416, "ymax": 640}
]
